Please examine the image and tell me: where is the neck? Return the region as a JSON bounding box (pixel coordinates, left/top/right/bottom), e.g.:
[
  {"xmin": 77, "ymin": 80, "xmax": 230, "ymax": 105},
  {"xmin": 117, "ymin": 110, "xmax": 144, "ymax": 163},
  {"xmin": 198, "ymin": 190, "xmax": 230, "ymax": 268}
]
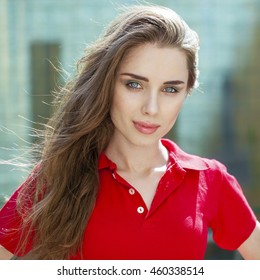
[{"xmin": 104, "ymin": 137, "xmax": 168, "ymax": 174}]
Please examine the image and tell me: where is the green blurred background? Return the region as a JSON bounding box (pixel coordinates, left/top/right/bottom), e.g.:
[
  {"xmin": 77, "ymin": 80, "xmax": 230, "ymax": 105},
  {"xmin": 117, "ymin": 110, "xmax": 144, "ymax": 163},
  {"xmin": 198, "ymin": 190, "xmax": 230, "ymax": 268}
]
[{"xmin": 0, "ymin": 0, "xmax": 260, "ymax": 259}]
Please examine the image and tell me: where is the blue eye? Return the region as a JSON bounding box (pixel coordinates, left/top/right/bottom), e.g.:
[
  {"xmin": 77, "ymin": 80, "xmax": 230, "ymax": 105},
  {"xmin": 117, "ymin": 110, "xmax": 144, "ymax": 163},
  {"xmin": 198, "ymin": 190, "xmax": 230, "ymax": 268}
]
[
  {"xmin": 126, "ymin": 81, "xmax": 142, "ymax": 89},
  {"xmin": 163, "ymin": 87, "xmax": 178, "ymax": 94}
]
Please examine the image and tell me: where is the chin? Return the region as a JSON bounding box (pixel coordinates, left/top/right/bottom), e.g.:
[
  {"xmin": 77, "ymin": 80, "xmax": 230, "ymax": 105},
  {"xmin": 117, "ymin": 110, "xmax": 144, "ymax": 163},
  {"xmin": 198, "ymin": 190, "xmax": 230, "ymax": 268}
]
[{"xmin": 128, "ymin": 134, "xmax": 162, "ymax": 147}]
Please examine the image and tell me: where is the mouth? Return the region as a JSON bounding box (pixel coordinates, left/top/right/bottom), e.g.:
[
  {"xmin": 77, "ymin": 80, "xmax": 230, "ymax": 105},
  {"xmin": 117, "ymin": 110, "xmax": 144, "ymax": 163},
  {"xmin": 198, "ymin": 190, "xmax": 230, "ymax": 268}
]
[{"xmin": 133, "ymin": 121, "xmax": 160, "ymax": 135}]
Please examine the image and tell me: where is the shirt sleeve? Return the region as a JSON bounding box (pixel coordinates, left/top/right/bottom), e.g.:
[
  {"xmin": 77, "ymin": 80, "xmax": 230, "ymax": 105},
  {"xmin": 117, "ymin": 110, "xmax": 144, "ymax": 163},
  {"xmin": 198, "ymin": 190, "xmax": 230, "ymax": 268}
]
[
  {"xmin": 0, "ymin": 175, "xmax": 37, "ymax": 256},
  {"xmin": 209, "ymin": 160, "xmax": 257, "ymax": 250}
]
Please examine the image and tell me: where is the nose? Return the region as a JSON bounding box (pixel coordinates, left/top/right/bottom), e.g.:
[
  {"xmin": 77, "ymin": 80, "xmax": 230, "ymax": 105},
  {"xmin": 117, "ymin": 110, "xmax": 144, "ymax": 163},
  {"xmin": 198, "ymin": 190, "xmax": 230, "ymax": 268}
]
[{"xmin": 141, "ymin": 92, "xmax": 159, "ymax": 116}]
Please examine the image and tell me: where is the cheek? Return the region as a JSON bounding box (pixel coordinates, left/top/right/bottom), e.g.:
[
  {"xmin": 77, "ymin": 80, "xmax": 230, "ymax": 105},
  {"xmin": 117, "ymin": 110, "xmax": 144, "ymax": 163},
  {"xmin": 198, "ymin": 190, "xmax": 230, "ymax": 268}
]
[
  {"xmin": 164, "ymin": 98, "xmax": 185, "ymax": 122},
  {"xmin": 110, "ymin": 91, "xmax": 129, "ymax": 122},
  {"xmin": 111, "ymin": 87, "xmax": 137, "ymax": 116}
]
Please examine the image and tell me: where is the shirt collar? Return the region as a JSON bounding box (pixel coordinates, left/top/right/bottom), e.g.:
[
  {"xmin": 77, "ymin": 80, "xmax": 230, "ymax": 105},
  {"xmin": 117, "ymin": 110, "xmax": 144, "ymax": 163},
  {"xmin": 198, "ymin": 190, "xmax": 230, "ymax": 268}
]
[
  {"xmin": 98, "ymin": 138, "xmax": 209, "ymax": 171},
  {"xmin": 161, "ymin": 139, "xmax": 209, "ymax": 171},
  {"xmin": 98, "ymin": 152, "xmax": 116, "ymax": 170}
]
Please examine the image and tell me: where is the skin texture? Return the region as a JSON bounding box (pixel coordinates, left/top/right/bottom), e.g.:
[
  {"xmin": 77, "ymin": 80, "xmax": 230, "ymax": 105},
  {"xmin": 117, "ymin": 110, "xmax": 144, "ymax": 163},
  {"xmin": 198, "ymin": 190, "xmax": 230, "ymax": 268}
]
[
  {"xmin": 108, "ymin": 43, "xmax": 188, "ymax": 151},
  {"xmin": 0, "ymin": 246, "xmax": 13, "ymax": 260},
  {"xmin": 105, "ymin": 44, "xmax": 189, "ymax": 209},
  {"xmin": 238, "ymin": 221, "xmax": 260, "ymax": 259}
]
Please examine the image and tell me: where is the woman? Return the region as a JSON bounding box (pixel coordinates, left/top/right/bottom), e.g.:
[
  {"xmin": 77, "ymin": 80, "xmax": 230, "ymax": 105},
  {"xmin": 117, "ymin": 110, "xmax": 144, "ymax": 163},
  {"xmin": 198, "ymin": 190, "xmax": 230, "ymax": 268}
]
[{"xmin": 0, "ymin": 5, "xmax": 259, "ymax": 260}]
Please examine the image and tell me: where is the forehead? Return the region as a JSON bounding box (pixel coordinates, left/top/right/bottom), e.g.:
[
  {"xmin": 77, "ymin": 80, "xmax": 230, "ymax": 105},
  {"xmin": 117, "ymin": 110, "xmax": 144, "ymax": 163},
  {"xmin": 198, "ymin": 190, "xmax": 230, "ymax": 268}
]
[{"xmin": 118, "ymin": 43, "xmax": 188, "ymax": 82}]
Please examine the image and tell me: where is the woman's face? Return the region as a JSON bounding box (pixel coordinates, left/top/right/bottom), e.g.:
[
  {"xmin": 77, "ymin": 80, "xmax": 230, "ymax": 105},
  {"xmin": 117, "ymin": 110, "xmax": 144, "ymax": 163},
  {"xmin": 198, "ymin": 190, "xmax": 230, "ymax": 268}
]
[{"xmin": 110, "ymin": 43, "xmax": 189, "ymax": 147}]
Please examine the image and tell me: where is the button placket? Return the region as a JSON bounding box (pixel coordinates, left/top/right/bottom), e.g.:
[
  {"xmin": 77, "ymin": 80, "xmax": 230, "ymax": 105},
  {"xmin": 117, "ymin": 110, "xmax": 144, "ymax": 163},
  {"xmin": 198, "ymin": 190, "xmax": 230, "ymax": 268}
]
[
  {"xmin": 110, "ymin": 169, "xmax": 147, "ymax": 216},
  {"xmin": 137, "ymin": 206, "xmax": 145, "ymax": 214},
  {"xmin": 129, "ymin": 188, "xmax": 135, "ymax": 195},
  {"xmin": 128, "ymin": 188, "xmax": 146, "ymax": 215}
]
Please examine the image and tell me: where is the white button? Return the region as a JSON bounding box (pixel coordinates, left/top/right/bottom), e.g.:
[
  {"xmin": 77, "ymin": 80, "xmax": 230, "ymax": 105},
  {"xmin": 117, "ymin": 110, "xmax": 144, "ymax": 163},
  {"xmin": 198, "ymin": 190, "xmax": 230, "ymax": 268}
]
[
  {"xmin": 137, "ymin": 206, "xmax": 144, "ymax": 214},
  {"xmin": 129, "ymin": 188, "xmax": 135, "ymax": 195}
]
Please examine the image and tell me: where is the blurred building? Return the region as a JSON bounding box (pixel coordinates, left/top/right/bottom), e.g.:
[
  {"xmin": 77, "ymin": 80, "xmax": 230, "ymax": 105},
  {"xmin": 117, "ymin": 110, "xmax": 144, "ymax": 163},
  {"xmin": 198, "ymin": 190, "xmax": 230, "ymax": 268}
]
[{"xmin": 0, "ymin": 0, "xmax": 260, "ymax": 259}]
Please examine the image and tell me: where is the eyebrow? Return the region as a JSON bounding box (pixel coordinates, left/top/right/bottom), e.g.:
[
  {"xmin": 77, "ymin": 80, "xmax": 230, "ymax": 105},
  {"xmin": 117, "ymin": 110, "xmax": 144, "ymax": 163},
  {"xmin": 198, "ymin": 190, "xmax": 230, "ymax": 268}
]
[{"xmin": 120, "ymin": 72, "xmax": 185, "ymax": 85}]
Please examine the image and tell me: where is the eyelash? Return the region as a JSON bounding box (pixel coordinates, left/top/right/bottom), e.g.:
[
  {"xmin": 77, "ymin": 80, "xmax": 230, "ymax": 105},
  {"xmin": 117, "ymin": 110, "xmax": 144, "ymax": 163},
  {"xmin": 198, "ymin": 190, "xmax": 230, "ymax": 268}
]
[{"xmin": 125, "ymin": 81, "xmax": 179, "ymax": 94}]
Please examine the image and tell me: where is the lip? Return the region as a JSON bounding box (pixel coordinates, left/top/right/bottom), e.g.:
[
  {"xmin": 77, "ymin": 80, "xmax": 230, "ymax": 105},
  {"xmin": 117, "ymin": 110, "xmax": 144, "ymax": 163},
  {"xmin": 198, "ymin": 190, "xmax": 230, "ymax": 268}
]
[{"xmin": 133, "ymin": 121, "xmax": 160, "ymax": 135}]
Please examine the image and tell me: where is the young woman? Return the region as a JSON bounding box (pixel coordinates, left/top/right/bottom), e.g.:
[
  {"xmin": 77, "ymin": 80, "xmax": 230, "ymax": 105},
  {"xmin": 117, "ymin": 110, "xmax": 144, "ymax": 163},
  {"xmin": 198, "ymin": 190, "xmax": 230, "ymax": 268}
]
[{"xmin": 0, "ymin": 5, "xmax": 259, "ymax": 260}]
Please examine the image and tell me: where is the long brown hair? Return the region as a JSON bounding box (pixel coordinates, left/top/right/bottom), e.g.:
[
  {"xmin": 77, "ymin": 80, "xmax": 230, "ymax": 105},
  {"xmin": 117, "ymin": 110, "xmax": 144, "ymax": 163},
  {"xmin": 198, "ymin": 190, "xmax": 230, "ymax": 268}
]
[{"xmin": 17, "ymin": 5, "xmax": 199, "ymax": 259}]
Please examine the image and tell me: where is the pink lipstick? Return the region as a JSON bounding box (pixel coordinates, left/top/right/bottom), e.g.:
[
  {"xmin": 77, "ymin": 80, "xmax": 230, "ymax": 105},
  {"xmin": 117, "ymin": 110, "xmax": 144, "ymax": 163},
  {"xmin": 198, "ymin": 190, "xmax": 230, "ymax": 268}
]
[{"xmin": 133, "ymin": 121, "xmax": 160, "ymax": 135}]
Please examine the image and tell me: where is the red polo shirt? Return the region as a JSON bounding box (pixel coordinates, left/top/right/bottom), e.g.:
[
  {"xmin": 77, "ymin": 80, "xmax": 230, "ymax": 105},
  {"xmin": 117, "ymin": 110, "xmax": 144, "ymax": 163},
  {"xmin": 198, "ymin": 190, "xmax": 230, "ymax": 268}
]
[{"xmin": 0, "ymin": 139, "xmax": 257, "ymax": 259}]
